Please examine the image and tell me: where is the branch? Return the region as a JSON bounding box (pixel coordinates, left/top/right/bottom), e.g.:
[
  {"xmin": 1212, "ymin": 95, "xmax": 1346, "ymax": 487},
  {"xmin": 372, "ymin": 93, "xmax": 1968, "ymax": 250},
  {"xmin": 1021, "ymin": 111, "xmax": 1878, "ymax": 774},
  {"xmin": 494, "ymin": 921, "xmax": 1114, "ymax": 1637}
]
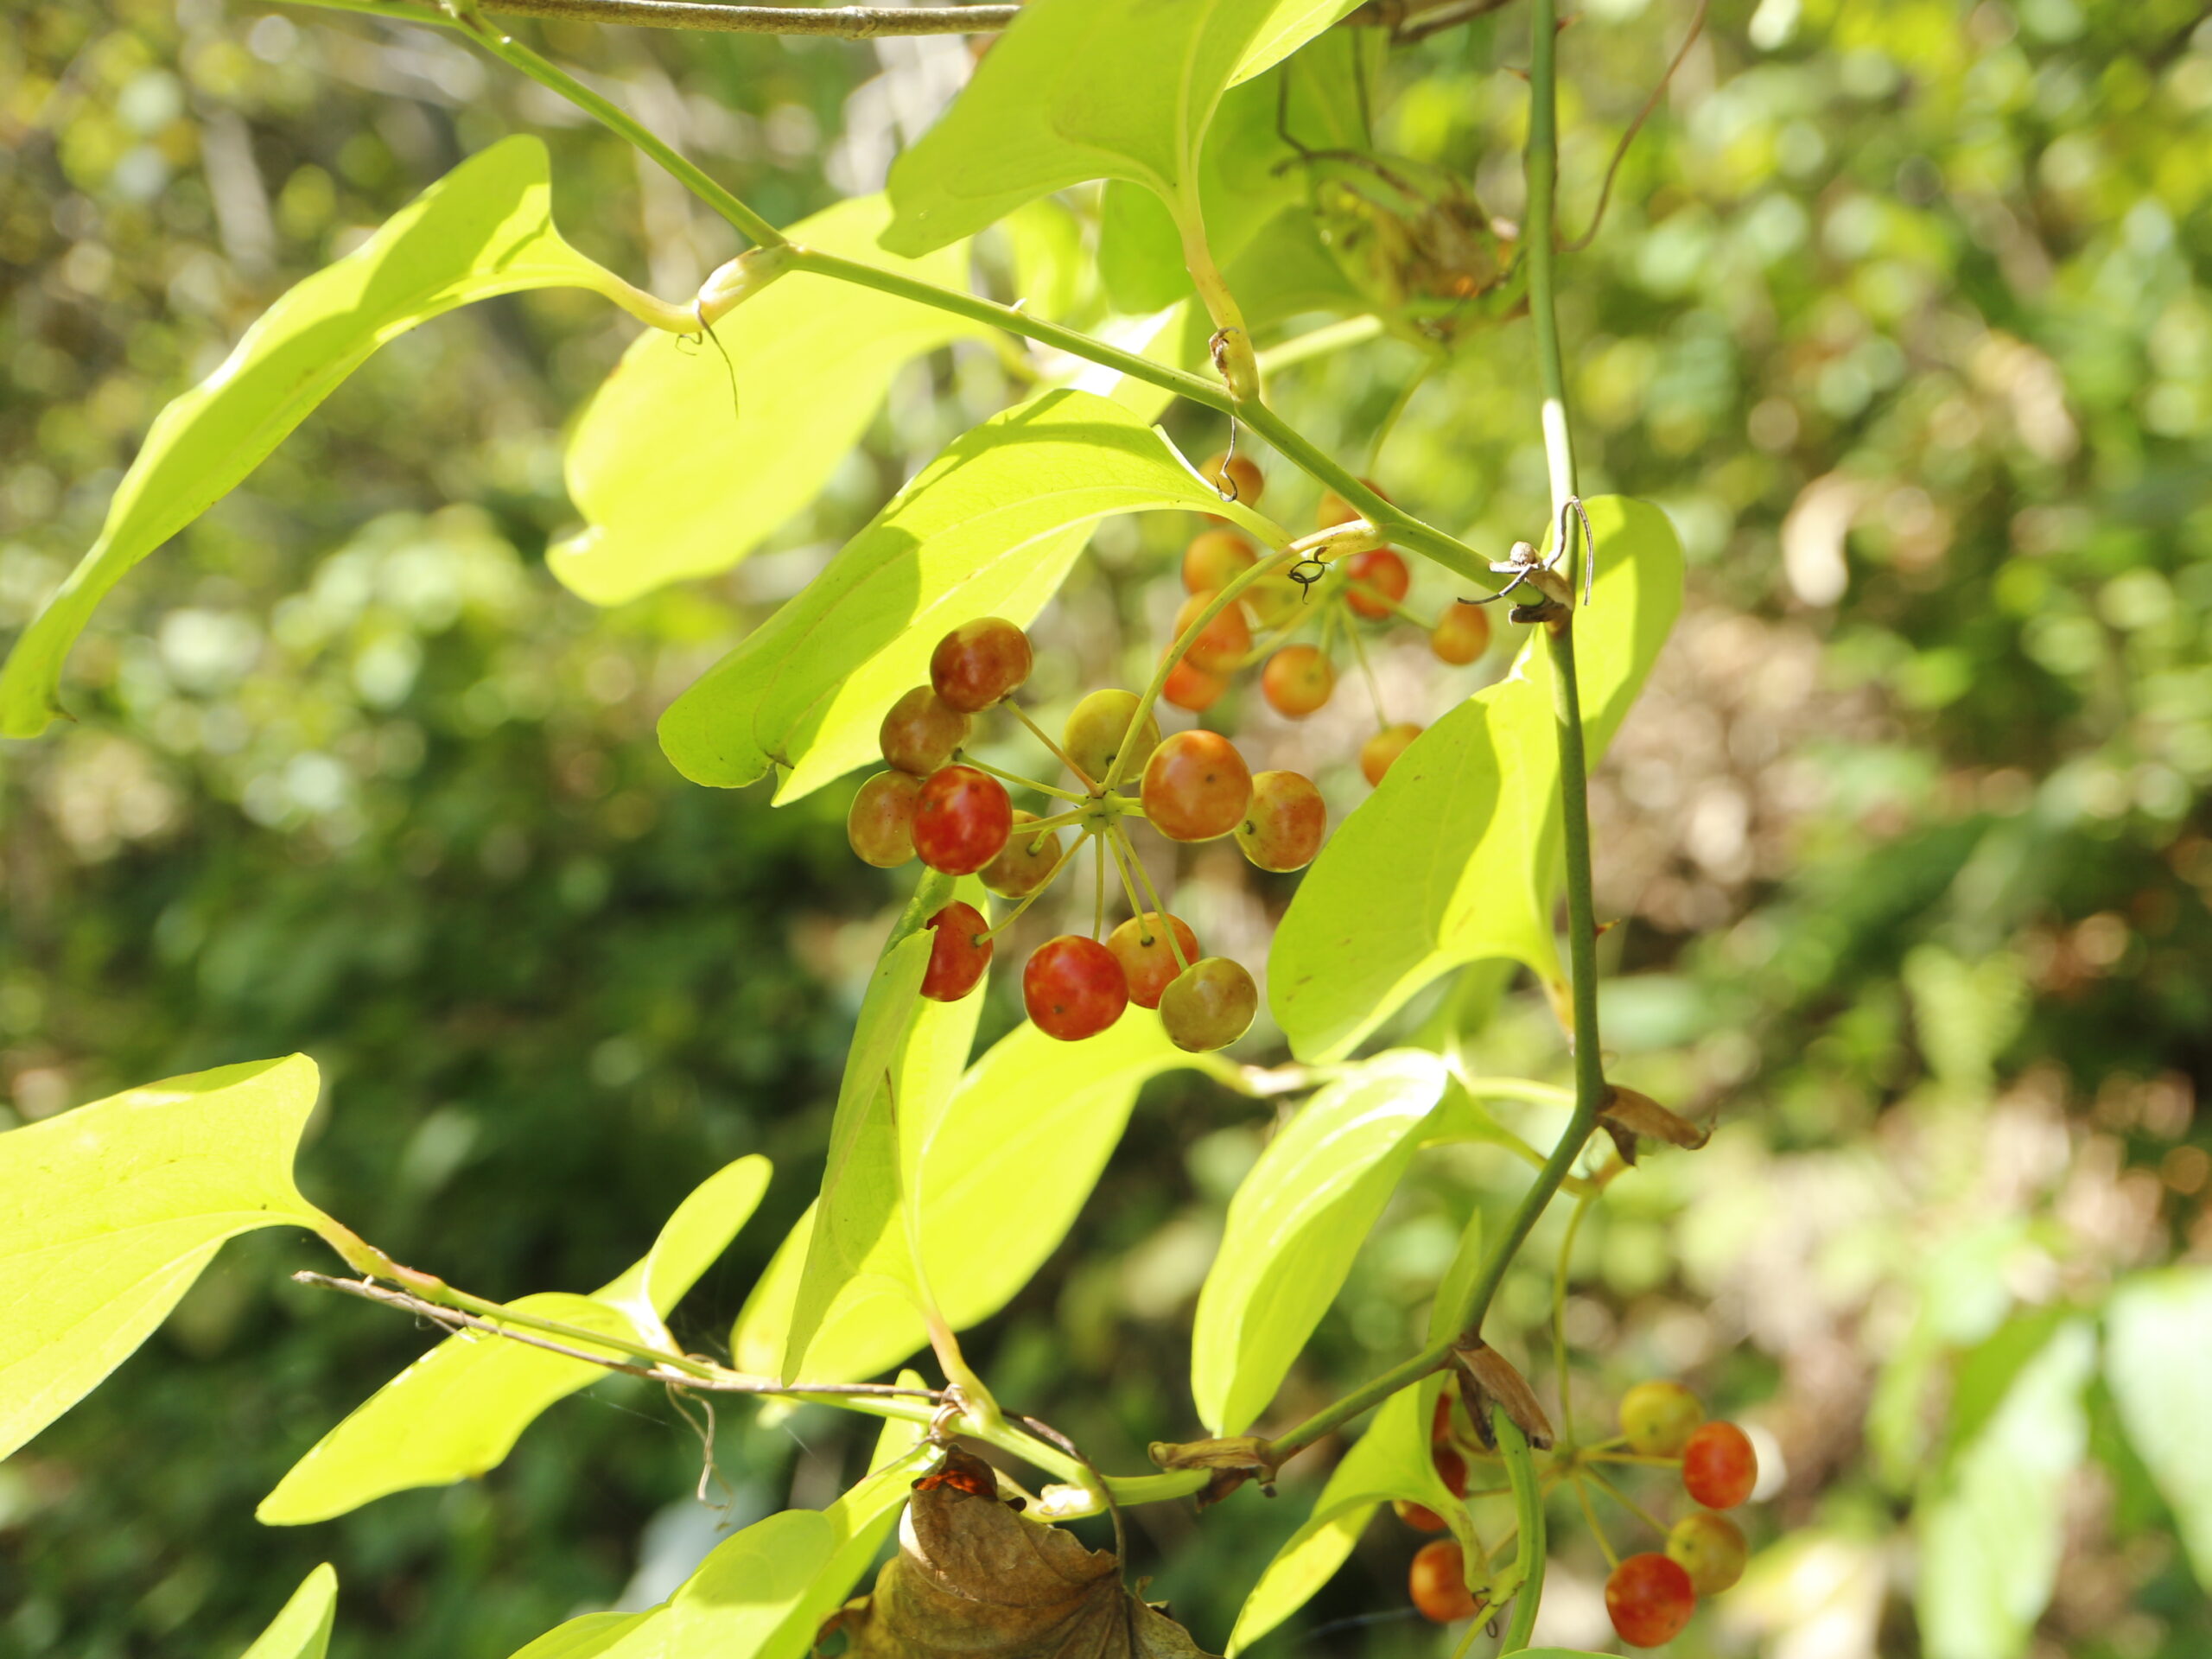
[
  {"xmin": 289, "ymin": 0, "xmax": 1020, "ymax": 35},
  {"xmin": 1558, "ymin": 0, "xmax": 1707, "ymax": 253}
]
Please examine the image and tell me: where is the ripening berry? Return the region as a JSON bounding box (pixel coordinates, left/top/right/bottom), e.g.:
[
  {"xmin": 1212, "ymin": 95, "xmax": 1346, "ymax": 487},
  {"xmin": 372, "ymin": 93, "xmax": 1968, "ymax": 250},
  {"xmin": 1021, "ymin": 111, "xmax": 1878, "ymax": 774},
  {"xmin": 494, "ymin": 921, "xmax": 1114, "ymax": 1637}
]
[
  {"xmin": 1407, "ymin": 1539, "xmax": 1484, "ymax": 1624},
  {"xmin": 930, "ymin": 617, "xmax": 1033, "ymax": 712},
  {"xmin": 848, "ymin": 771, "xmax": 922, "ymax": 868},
  {"xmin": 1360, "ymin": 723, "xmax": 1422, "ymax": 786},
  {"xmin": 1618, "ymin": 1380, "xmax": 1704, "ymax": 1458},
  {"xmin": 1432, "ymin": 1391, "xmax": 1457, "ymax": 1446},
  {"xmin": 911, "ymin": 765, "xmax": 1012, "ymax": 875},
  {"xmin": 1024, "ymin": 936, "xmax": 1128, "ymax": 1041},
  {"xmin": 1394, "ymin": 1498, "xmax": 1448, "ymax": 1533},
  {"xmin": 1433, "ymin": 1444, "xmax": 1468, "ymax": 1498},
  {"xmin": 1183, "ymin": 530, "xmax": 1258, "ymax": 595},
  {"xmin": 1063, "ymin": 689, "xmax": 1160, "ymax": 786},
  {"xmin": 1666, "ymin": 1512, "xmax": 1747, "ymax": 1596},
  {"xmin": 1159, "ymin": 957, "xmax": 1258, "ymax": 1052},
  {"xmin": 1201, "ymin": 449, "xmax": 1265, "ymax": 510},
  {"xmin": 1430, "ymin": 602, "xmax": 1492, "ymax": 665},
  {"xmin": 1106, "ymin": 912, "xmax": 1199, "ymax": 1009},
  {"xmin": 1261, "ymin": 645, "xmax": 1333, "ymax": 718},
  {"xmin": 1681, "ymin": 1421, "xmax": 1758, "ymax": 1511},
  {"xmin": 1605, "ymin": 1553, "xmax": 1696, "ymax": 1648},
  {"xmin": 982, "ymin": 810, "xmax": 1063, "ymax": 899},
  {"xmin": 1142, "ymin": 730, "xmax": 1253, "ymax": 842},
  {"xmin": 880, "ymin": 686, "xmax": 970, "ymax": 775},
  {"xmin": 1173, "ymin": 593, "xmax": 1253, "ymax": 671},
  {"xmin": 1343, "ymin": 549, "xmax": 1410, "ymax": 620},
  {"xmin": 920, "ymin": 902, "xmax": 992, "ymax": 1001},
  {"xmin": 1162, "ymin": 657, "xmax": 1228, "ymax": 714},
  {"xmin": 1317, "ymin": 476, "xmax": 1389, "ymax": 531},
  {"xmin": 1235, "ymin": 770, "xmax": 1325, "ymax": 873}
]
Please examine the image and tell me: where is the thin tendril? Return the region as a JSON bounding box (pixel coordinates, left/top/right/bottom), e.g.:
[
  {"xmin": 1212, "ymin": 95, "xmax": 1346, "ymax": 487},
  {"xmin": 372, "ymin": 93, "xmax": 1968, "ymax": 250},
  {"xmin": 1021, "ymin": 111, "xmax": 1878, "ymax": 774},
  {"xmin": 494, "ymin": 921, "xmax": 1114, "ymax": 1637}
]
[{"xmin": 1343, "ymin": 613, "xmax": 1390, "ymax": 727}]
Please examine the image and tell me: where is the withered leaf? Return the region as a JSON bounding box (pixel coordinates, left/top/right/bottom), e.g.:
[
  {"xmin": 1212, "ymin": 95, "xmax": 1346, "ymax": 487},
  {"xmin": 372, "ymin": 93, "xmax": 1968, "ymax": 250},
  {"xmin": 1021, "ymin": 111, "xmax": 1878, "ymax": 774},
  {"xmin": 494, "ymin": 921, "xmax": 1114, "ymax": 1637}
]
[
  {"xmin": 1451, "ymin": 1341, "xmax": 1554, "ymax": 1451},
  {"xmin": 1599, "ymin": 1085, "xmax": 1710, "ymax": 1166},
  {"xmin": 829, "ymin": 1447, "xmax": 1218, "ymax": 1659}
]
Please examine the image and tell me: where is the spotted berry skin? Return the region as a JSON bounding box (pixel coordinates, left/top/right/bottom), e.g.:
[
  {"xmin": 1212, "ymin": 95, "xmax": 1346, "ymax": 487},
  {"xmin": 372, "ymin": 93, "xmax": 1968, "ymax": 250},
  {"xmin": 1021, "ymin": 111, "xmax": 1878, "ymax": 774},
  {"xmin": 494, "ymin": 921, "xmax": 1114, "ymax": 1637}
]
[
  {"xmin": 1235, "ymin": 770, "xmax": 1326, "ymax": 873},
  {"xmin": 1667, "ymin": 1512, "xmax": 1748, "ymax": 1595},
  {"xmin": 911, "ymin": 765, "xmax": 1012, "ymax": 875},
  {"xmin": 1159, "ymin": 957, "xmax": 1257, "ymax": 1052},
  {"xmin": 1605, "ymin": 1553, "xmax": 1696, "ymax": 1648},
  {"xmin": 930, "ymin": 617, "xmax": 1033, "ymax": 712},
  {"xmin": 982, "ymin": 810, "xmax": 1062, "ymax": 899},
  {"xmin": 1619, "ymin": 1380, "xmax": 1704, "ymax": 1458},
  {"xmin": 1142, "ymin": 730, "xmax": 1252, "ymax": 842},
  {"xmin": 1106, "ymin": 913, "xmax": 1199, "ymax": 1010},
  {"xmin": 1063, "ymin": 689, "xmax": 1160, "ymax": 785},
  {"xmin": 920, "ymin": 902, "xmax": 992, "ymax": 1002},
  {"xmin": 1407, "ymin": 1540, "xmax": 1484, "ymax": 1624},
  {"xmin": 848, "ymin": 771, "xmax": 922, "ymax": 868},
  {"xmin": 1023, "ymin": 936, "xmax": 1128, "ymax": 1041},
  {"xmin": 1681, "ymin": 1421, "xmax": 1758, "ymax": 1510},
  {"xmin": 880, "ymin": 686, "xmax": 970, "ymax": 774}
]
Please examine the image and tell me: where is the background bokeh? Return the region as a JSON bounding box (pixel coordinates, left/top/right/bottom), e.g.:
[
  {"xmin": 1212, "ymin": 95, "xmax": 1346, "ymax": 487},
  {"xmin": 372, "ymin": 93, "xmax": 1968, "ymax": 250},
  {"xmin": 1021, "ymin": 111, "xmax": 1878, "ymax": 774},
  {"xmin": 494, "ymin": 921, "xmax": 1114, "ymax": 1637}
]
[{"xmin": 3, "ymin": 1, "xmax": 2209, "ymax": 1656}]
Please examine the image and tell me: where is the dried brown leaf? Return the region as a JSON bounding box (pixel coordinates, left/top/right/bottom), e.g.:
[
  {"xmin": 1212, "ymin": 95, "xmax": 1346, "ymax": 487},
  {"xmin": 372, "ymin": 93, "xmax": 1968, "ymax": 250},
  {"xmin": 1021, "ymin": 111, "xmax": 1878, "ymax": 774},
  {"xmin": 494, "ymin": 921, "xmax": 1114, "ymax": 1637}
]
[
  {"xmin": 1599, "ymin": 1085, "xmax": 1710, "ymax": 1166},
  {"xmin": 1451, "ymin": 1341, "xmax": 1554, "ymax": 1451}
]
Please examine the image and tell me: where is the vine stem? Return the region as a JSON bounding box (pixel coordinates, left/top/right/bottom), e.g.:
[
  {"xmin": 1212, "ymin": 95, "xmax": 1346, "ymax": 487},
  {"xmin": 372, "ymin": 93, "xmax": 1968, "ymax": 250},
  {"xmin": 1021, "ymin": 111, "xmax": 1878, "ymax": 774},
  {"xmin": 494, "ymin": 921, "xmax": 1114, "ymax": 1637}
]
[{"xmin": 1497, "ymin": 1411, "xmax": 1547, "ymax": 1650}]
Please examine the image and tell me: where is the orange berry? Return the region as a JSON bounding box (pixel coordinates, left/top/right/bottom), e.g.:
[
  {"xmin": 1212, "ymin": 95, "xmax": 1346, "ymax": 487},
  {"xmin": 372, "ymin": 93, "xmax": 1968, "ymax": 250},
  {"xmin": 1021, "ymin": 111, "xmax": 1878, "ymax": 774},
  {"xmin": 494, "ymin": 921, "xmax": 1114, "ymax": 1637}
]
[
  {"xmin": 1359, "ymin": 723, "xmax": 1422, "ymax": 786},
  {"xmin": 1142, "ymin": 730, "xmax": 1252, "ymax": 842},
  {"xmin": 1201, "ymin": 449, "xmax": 1265, "ymax": 511},
  {"xmin": 1343, "ymin": 549, "xmax": 1409, "ymax": 621},
  {"xmin": 1234, "ymin": 770, "xmax": 1326, "ymax": 873},
  {"xmin": 1182, "ymin": 530, "xmax": 1257, "ymax": 595},
  {"xmin": 1430, "ymin": 602, "xmax": 1492, "ymax": 665},
  {"xmin": 1106, "ymin": 912, "xmax": 1199, "ymax": 1010},
  {"xmin": 1162, "ymin": 657, "xmax": 1227, "ymax": 713},
  {"xmin": 1681, "ymin": 1421, "xmax": 1758, "ymax": 1511},
  {"xmin": 1605, "ymin": 1553, "xmax": 1695, "ymax": 1648},
  {"xmin": 1408, "ymin": 1539, "xmax": 1484, "ymax": 1624},
  {"xmin": 1173, "ymin": 592, "xmax": 1252, "ymax": 671},
  {"xmin": 1260, "ymin": 645, "xmax": 1332, "ymax": 718}
]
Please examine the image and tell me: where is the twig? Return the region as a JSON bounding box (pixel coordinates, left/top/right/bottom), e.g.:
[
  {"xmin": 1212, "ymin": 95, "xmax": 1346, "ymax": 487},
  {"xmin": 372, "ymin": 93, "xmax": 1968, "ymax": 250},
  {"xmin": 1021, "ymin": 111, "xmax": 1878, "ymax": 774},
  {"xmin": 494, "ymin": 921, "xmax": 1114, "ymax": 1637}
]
[{"xmin": 1558, "ymin": 0, "xmax": 1708, "ymax": 253}]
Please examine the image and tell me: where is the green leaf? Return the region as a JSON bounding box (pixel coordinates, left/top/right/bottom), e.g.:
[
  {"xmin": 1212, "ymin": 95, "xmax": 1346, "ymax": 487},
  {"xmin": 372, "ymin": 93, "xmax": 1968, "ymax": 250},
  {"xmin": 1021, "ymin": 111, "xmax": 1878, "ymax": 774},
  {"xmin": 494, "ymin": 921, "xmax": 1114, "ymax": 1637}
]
[
  {"xmin": 882, "ymin": 0, "xmax": 1297, "ymax": 257},
  {"xmin": 0, "ymin": 1053, "xmax": 329, "ymax": 1460},
  {"xmin": 550, "ymin": 196, "xmax": 986, "ymax": 607},
  {"xmin": 1916, "ymin": 1319, "xmax": 2094, "ymax": 1659},
  {"xmin": 1270, "ymin": 496, "xmax": 1684, "ymax": 1061},
  {"xmin": 1192, "ymin": 1051, "xmax": 1451, "ymax": 1434},
  {"xmin": 737, "ymin": 1013, "xmax": 1199, "ymax": 1384},
  {"xmin": 506, "ymin": 1611, "xmax": 651, "ymax": 1659},
  {"xmin": 258, "ymin": 1155, "xmax": 770, "ymax": 1524},
  {"xmin": 2106, "ymin": 1268, "xmax": 2212, "ymax": 1586},
  {"xmin": 0, "ymin": 137, "xmax": 657, "ymax": 739},
  {"xmin": 238, "ymin": 1563, "xmax": 338, "ymax": 1659},
  {"xmin": 658, "ymin": 388, "xmax": 1274, "ymax": 803},
  {"xmin": 1232, "ymin": 0, "xmax": 1367, "ymax": 84},
  {"xmin": 1226, "ymin": 1383, "xmax": 1465, "ymax": 1654}
]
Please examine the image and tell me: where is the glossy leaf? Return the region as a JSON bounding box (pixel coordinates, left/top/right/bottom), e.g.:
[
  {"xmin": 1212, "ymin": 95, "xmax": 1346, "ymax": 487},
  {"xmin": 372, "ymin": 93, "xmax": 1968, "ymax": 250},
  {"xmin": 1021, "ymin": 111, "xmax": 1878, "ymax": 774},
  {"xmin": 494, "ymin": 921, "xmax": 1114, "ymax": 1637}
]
[
  {"xmin": 1271, "ymin": 496, "xmax": 1684, "ymax": 1061},
  {"xmin": 0, "ymin": 1053, "xmax": 328, "ymax": 1460},
  {"xmin": 1193, "ymin": 1051, "xmax": 1452, "ymax": 1433},
  {"xmin": 738, "ymin": 1014, "xmax": 1200, "ymax": 1383},
  {"xmin": 1917, "ymin": 1319, "xmax": 2094, "ymax": 1659},
  {"xmin": 658, "ymin": 389, "xmax": 1274, "ymax": 802},
  {"xmin": 1226, "ymin": 1383, "xmax": 1466, "ymax": 1654},
  {"xmin": 551, "ymin": 197, "xmax": 985, "ymax": 607},
  {"xmin": 883, "ymin": 0, "xmax": 1303, "ymax": 257},
  {"xmin": 1, "ymin": 137, "xmax": 656, "ymax": 739},
  {"xmin": 259, "ymin": 1156, "xmax": 770, "ymax": 1524},
  {"xmin": 2106, "ymin": 1268, "xmax": 2212, "ymax": 1585},
  {"xmin": 239, "ymin": 1563, "xmax": 338, "ymax": 1659},
  {"xmin": 507, "ymin": 1611, "xmax": 650, "ymax": 1659}
]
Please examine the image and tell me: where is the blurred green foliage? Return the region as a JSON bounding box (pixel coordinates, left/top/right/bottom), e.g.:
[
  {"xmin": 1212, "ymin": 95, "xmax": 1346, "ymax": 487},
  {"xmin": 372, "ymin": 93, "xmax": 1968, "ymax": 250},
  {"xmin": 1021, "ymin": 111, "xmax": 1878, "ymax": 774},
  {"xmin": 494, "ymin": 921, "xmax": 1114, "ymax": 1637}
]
[{"xmin": 3, "ymin": 1, "xmax": 2209, "ymax": 1656}]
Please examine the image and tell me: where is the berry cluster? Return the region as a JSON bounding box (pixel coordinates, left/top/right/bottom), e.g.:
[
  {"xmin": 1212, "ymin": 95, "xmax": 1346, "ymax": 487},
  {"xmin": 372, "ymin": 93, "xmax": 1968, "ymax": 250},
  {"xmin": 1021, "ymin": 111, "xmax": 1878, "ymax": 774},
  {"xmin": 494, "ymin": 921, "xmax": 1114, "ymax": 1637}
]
[
  {"xmin": 846, "ymin": 609, "xmax": 1327, "ymax": 1051},
  {"xmin": 1399, "ymin": 1379, "xmax": 1760, "ymax": 1648},
  {"xmin": 1173, "ymin": 458, "xmax": 1494, "ymax": 787}
]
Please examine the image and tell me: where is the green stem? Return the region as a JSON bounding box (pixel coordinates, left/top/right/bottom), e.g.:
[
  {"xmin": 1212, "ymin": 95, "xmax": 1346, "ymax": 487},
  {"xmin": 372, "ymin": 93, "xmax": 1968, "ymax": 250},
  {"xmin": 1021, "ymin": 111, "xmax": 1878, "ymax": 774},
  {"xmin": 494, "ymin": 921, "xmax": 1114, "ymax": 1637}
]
[
  {"xmin": 1550, "ymin": 1185, "xmax": 1598, "ymax": 1455},
  {"xmin": 1497, "ymin": 1410, "xmax": 1546, "ymax": 1651},
  {"xmin": 1262, "ymin": 1338, "xmax": 1456, "ymax": 1467}
]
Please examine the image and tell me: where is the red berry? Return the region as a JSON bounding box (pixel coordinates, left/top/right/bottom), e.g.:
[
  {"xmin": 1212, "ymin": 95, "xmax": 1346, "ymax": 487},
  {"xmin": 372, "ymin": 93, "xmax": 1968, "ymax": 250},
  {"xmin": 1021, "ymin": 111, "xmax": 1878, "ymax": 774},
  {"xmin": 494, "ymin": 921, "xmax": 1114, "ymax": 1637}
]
[
  {"xmin": 1173, "ymin": 593, "xmax": 1252, "ymax": 672},
  {"xmin": 1359, "ymin": 723, "xmax": 1422, "ymax": 786},
  {"xmin": 1260, "ymin": 644, "xmax": 1333, "ymax": 718},
  {"xmin": 1162, "ymin": 657, "xmax": 1228, "ymax": 714},
  {"xmin": 1202, "ymin": 449, "xmax": 1266, "ymax": 511},
  {"xmin": 1408, "ymin": 1539, "xmax": 1484, "ymax": 1624},
  {"xmin": 880, "ymin": 685, "xmax": 970, "ymax": 774},
  {"xmin": 1235, "ymin": 770, "xmax": 1326, "ymax": 874},
  {"xmin": 1394, "ymin": 1497, "xmax": 1447, "ymax": 1532},
  {"xmin": 1432, "ymin": 1392, "xmax": 1457, "ymax": 1446},
  {"xmin": 848, "ymin": 772, "xmax": 922, "ymax": 868},
  {"xmin": 1316, "ymin": 476, "xmax": 1389, "ymax": 531},
  {"xmin": 1063, "ymin": 689, "xmax": 1160, "ymax": 786},
  {"xmin": 1183, "ymin": 530, "xmax": 1258, "ymax": 595},
  {"xmin": 920, "ymin": 902, "xmax": 992, "ymax": 1001},
  {"xmin": 1433, "ymin": 1444, "xmax": 1468, "ymax": 1498},
  {"xmin": 1159, "ymin": 957, "xmax": 1257, "ymax": 1052},
  {"xmin": 911, "ymin": 765, "xmax": 1012, "ymax": 875},
  {"xmin": 929, "ymin": 617, "xmax": 1033, "ymax": 713},
  {"xmin": 1605, "ymin": 1553, "xmax": 1695, "ymax": 1648},
  {"xmin": 1106, "ymin": 912, "xmax": 1199, "ymax": 1010},
  {"xmin": 1023, "ymin": 936, "xmax": 1128, "ymax": 1041},
  {"xmin": 1343, "ymin": 549, "xmax": 1409, "ymax": 620},
  {"xmin": 982, "ymin": 810, "xmax": 1063, "ymax": 899},
  {"xmin": 1681, "ymin": 1421, "xmax": 1758, "ymax": 1511},
  {"xmin": 1430, "ymin": 602, "xmax": 1492, "ymax": 665},
  {"xmin": 1619, "ymin": 1380, "xmax": 1704, "ymax": 1458},
  {"xmin": 1142, "ymin": 730, "xmax": 1253, "ymax": 842},
  {"xmin": 1666, "ymin": 1512, "xmax": 1747, "ymax": 1596}
]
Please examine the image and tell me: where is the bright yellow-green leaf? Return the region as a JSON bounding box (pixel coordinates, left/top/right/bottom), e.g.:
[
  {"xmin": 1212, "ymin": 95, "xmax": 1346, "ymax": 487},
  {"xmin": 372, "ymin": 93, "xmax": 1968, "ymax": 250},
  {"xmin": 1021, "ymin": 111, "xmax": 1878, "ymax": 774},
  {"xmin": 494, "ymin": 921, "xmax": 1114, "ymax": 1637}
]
[
  {"xmin": 550, "ymin": 197, "xmax": 985, "ymax": 607},
  {"xmin": 2106, "ymin": 1268, "xmax": 2212, "ymax": 1586},
  {"xmin": 1231, "ymin": 0, "xmax": 1367, "ymax": 84},
  {"xmin": 508, "ymin": 1613, "xmax": 651, "ymax": 1659},
  {"xmin": 239, "ymin": 1563, "xmax": 338, "ymax": 1659},
  {"xmin": 1193, "ymin": 1052, "xmax": 1451, "ymax": 1434},
  {"xmin": 258, "ymin": 1156, "xmax": 770, "ymax": 1524},
  {"xmin": 0, "ymin": 137, "xmax": 660, "ymax": 740},
  {"xmin": 0, "ymin": 1053, "xmax": 329, "ymax": 1460},
  {"xmin": 657, "ymin": 388, "xmax": 1274, "ymax": 803},
  {"xmin": 1270, "ymin": 496, "xmax": 1684, "ymax": 1061}
]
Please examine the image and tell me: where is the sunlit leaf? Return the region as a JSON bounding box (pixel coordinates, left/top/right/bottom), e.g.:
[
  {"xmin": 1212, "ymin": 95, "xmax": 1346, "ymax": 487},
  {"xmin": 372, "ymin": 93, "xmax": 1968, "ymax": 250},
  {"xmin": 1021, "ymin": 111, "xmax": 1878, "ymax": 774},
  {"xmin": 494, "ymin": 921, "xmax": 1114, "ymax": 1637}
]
[
  {"xmin": 258, "ymin": 1156, "xmax": 770, "ymax": 1524},
  {"xmin": 551, "ymin": 196, "xmax": 986, "ymax": 607},
  {"xmin": 238, "ymin": 1563, "xmax": 338, "ymax": 1659},
  {"xmin": 1917, "ymin": 1319, "xmax": 2094, "ymax": 1659},
  {"xmin": 0, "ymin": 1053, "xmax": 328, "ymax": 1460},
  {"xmin": 658, "ymin": 388, "xmax": 1274, "ymax": 803},
  {"xmin": 1232, "ymin": 0, "xmax": 1367, "ymax": 84},
  {"xmin": 0, "ymin": 137, "xmax": 659, "ymax": 739},
  {"xmin": 2106, "ymin": 1268, "xmax": 2212, "ymax": 1586},
  {"xmin": 1270, "ymin": 496, "xmax": 1684, "ymax": 1061},
  {"xmin": 1193, "ymin": 1051, "xmax": 1451, "ymax": 1434},
  {"xmin": 506, "ymin": 1611, "xmax": 650, "ymax": 1659}
]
